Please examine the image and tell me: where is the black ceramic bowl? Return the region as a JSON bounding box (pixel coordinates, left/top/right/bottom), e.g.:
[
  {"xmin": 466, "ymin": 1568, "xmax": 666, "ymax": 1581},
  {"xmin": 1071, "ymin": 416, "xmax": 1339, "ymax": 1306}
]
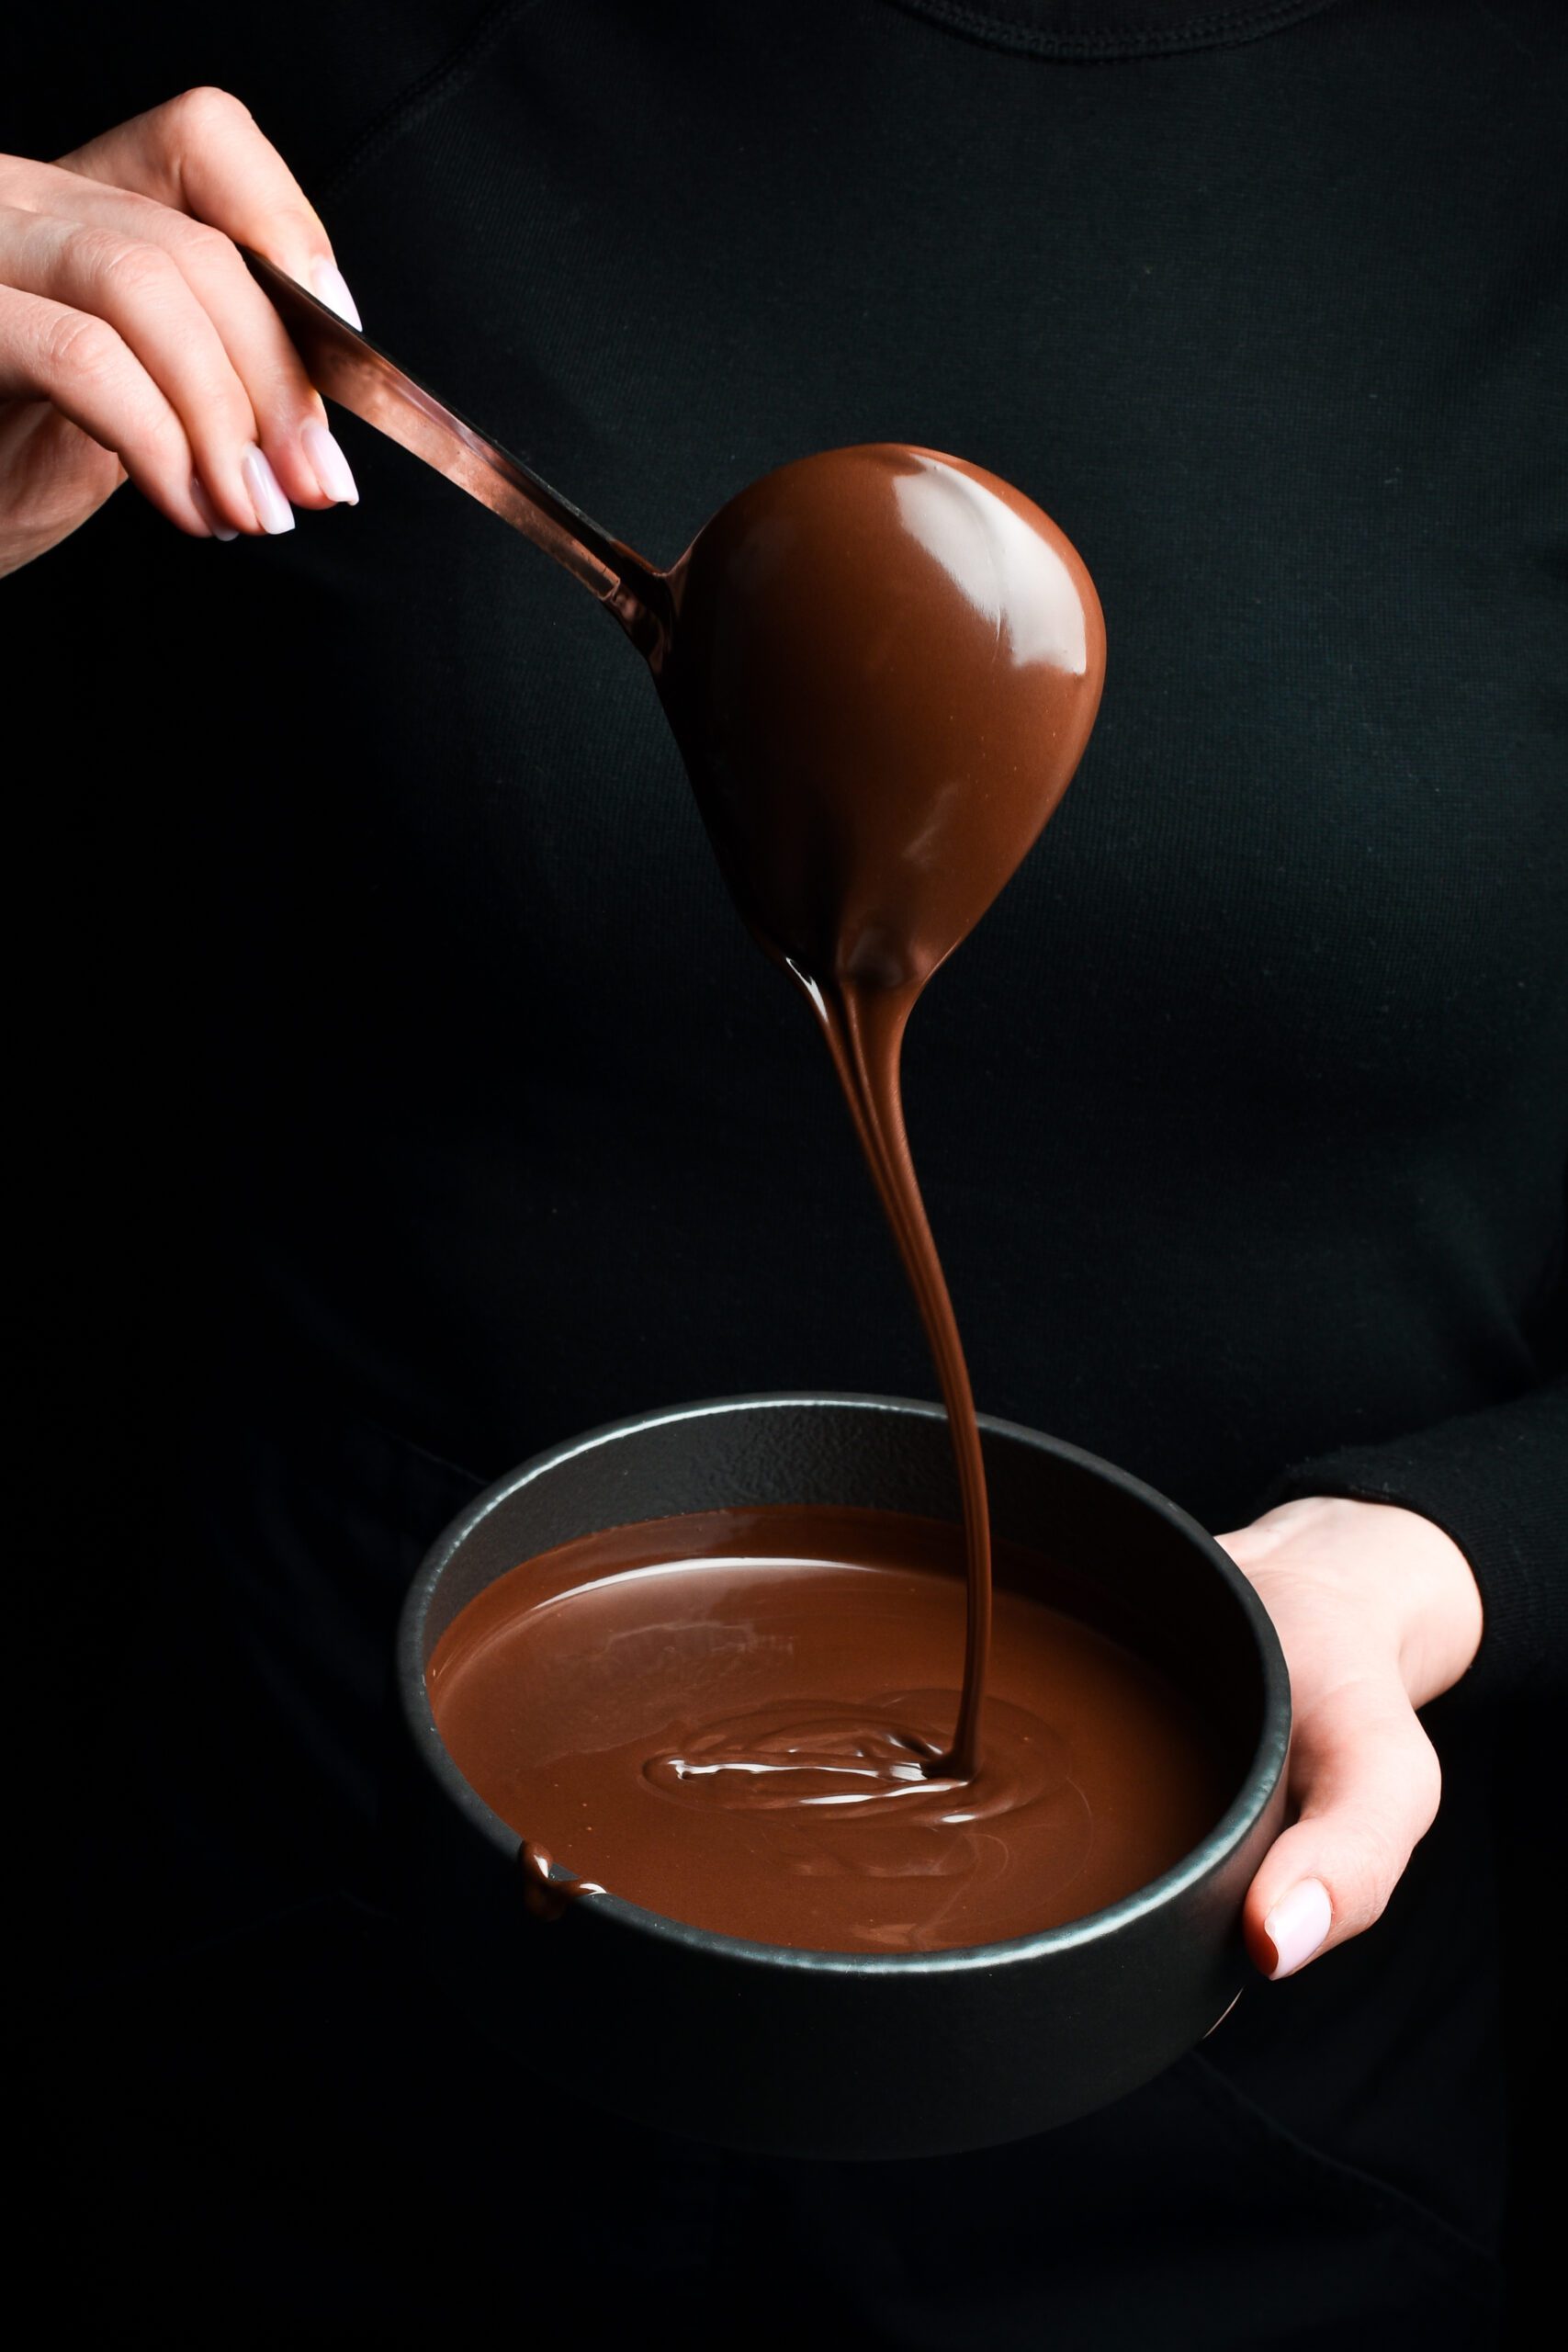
[{"xmin": 393, "ymin": 1394, "xmax": 1289, "ymax": 2161}]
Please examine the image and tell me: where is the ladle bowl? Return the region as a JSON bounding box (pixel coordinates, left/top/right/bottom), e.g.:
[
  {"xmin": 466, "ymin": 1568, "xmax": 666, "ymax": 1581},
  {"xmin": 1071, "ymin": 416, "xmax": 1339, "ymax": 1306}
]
[{"xmin": 658, "ymin": 445, "xmax": 1104, "ymax": 989}]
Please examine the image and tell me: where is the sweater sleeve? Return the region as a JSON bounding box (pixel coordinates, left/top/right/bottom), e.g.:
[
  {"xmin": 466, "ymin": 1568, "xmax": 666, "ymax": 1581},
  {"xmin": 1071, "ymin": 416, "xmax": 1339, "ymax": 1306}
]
[{"xmin": 1262, "ymin": 1374, "xmax": 1568, "ymax": 1702}]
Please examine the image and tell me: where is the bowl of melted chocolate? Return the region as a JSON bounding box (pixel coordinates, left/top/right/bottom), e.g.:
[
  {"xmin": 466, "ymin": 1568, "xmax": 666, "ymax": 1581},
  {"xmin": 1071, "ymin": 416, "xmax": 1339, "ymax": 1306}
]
[{"xmin": 396, "ymin": 1395, "xmax": 1288, "ymax": 2160}]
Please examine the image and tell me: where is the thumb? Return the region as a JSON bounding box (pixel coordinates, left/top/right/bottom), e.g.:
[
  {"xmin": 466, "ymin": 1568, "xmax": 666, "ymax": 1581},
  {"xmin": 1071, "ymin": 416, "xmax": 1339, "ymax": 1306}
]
[{"xmin": 1244, "ymin": 1674, "xmax": 1442, "ymax": 1980}]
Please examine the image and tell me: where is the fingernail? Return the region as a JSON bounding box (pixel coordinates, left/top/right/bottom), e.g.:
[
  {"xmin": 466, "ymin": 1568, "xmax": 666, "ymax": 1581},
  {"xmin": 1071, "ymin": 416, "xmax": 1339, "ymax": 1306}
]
[
  {"xmin": 310, "ymin": 259, "xmax": 363, "ymax": 332},
  {"xmin": 189, "ymin": 477, "xmax": 238, "ymax": 541},
  {"xmin": 242, "ymin": 446, "xmax": 294, "ymax": 536},
  {"xmin": 1262, "ymin": 1879, "xmax": 1333, "ymax": 1980},
  {"xmin": 301, "ymin": 421, "xmax": 359, "ymax": 506}
]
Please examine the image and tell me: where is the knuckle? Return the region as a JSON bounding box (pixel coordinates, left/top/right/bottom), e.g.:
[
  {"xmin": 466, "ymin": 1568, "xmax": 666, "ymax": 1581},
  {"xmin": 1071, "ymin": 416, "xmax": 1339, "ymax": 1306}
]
[
  {"xmin": 42, "ymin": 308, "xmax": 126, "ymax": 390},
  {"xmin": 268, "ymin": 200, "xmax": 325, "ymax": 252},
  {"xmin": 164, "ymin": 86, "xmax": 254, "ymax": 148},
  {"xmin": 95, "ymin": 235, "xmax": 180, "ymax": 306},
  {"xmin": 1354, "ymin": 1872, "xmax": 1394, "ymax": 1932},
  {"xmin": 1331, "ymin": 1779, "xmax": 1432, "ymax": 1926},
  {"xmin": 208, "ymin": 370, "xmax": 259, "ymax": 440},
  {"xmin": 178, "ymin": 219, "xmax": 239, "ymax": 274},
  {"xmin": 1329, "ymin": 1830, "xmax": 1399, "ymax": 1932},
  {"xmin": 1403, "ymin": 1729, "xmax": 1443, "ymax": 1832}
]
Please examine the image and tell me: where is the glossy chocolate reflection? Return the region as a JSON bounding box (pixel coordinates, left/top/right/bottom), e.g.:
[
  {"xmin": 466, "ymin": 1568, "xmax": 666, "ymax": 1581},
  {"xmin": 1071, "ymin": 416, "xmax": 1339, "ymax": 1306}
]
[
  {"xmin": 428, "ymin": 1508, "xmax": 1229, "ymax": 1954},
  {"xmin": 657, "ymin": 447, "xmax": 1105, "ymax": 1772}
]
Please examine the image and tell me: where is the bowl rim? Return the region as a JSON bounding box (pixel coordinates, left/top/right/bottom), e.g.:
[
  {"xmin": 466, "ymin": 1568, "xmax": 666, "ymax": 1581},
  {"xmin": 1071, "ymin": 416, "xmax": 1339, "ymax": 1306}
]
[{"xmin": 395, "ymin": 1390, "xmax": 1291, "ymax": 1979}]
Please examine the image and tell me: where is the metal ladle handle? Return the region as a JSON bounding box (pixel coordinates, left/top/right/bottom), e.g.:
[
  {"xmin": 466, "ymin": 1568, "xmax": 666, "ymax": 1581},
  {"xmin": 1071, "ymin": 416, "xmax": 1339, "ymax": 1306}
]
[{"xmin": 242, "ymin": 248, "xmax": 668, "ymax": 650}]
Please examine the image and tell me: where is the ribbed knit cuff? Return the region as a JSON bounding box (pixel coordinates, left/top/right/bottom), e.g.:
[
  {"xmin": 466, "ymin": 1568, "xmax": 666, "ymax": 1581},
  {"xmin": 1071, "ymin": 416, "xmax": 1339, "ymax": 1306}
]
[{"xmin": 1259, "ymin": 1378, "xmax": 1567, "ymax": 1706}]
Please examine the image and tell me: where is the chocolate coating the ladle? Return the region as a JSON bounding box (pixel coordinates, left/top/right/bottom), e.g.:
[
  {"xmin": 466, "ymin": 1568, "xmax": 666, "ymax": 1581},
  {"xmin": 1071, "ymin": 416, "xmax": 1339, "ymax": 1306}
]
[{"xmin": 659, "ymin": 445, "xmax": 1105, "ymax": 996}]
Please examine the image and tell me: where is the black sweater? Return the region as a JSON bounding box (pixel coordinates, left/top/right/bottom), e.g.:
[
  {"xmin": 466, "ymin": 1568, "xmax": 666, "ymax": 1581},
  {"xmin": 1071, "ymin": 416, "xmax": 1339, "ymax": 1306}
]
[
  {"xmin": 17, "ymin": 0, "xmax": 1562, "ymax": 1669},
  {"xmin": 13, "ymin": 1, "xmax": 1566, "ymax": 2332}
]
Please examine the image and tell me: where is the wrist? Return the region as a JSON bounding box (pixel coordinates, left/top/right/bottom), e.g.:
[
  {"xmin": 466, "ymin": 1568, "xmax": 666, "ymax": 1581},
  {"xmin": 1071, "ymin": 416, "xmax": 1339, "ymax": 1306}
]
[{"xmin": 1228, "ymin": 1493, "xmax": 1483, "ymax": 1705}]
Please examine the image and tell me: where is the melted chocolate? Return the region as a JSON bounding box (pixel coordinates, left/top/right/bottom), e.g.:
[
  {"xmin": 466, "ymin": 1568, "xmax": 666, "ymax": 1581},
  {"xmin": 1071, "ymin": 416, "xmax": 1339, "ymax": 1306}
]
[
  {"xmin": 657, "ymin": 445, "xmax": 1105, "ymax": 1770},
  {"xmin": 428, "ymin": 1508, "xmax": 1229, "ymax": 1953},
  {"xmin": 428, "ymin": 447, "xmax": 1116, "ymax": 1945}
]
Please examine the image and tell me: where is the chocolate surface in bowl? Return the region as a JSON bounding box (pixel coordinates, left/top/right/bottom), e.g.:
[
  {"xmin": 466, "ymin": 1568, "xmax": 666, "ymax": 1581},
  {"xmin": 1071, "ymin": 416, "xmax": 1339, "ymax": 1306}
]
[
  {"xmin": 426, "ymin": 1504, "xmax": 1234, "ymax": 1955},
  {"xmin": 394, "ymin": 1394, "xmax": 1289, "ymax": 2161}
]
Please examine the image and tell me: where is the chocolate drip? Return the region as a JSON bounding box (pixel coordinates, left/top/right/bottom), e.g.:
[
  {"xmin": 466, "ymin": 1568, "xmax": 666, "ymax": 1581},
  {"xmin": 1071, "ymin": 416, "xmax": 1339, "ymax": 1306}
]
[{"xmin": 812, "ymin": 978, "xmax": 991, "ymax": 1776}]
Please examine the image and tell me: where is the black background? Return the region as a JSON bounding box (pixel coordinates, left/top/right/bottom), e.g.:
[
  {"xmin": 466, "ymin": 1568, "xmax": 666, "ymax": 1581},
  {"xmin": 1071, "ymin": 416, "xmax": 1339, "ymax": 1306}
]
[{"xmin": 11, "ymin": 5, "xmax": 1563, "ymax": 2338}]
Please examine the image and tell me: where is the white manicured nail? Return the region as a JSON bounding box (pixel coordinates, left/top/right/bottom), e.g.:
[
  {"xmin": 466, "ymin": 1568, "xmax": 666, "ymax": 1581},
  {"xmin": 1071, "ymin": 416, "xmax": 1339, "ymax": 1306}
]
[
  {"xmin": 302, "ymin": 422, "xmax": 359, "ymax": 506},
  {"xmin": 310, "ymin": 259, "xmax": 363, "ymax": 332},
  {"xmin": 242, "ymin": 446, "xmax": 294, "ymax": 536},
  {"xmin": 1263, "ymin": 1879, "xmax": 1333, "ymax": 1980}
]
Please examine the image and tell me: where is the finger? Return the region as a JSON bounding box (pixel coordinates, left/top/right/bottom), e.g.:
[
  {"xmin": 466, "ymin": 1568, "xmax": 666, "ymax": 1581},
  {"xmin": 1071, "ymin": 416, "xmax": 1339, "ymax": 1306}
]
[
  {"xmin": 14, "ymin": 167, "xmax": 360, "ymax": 512},
  {"xmin": 0, "ymin": 207, "xmax": 286, "ymax": 533},
  {"xmin": 1244, "ymin": 1676, "xmax": 1442, "ymax": 1979},
  {"xmin": 54, "ymin": 87, "xmax": 362, "ymax": 329},
  {"xmin": 50, "ymin": 86, "xmax": 361, "ymax": 511},
  {"xmin": 0, "ymin": 282, "xmax": 215, "ymax": 537},
  {"xmin": 5, "ymin": 165, "xmax": 350, "ymax": 511},
  {"xmin": 0, "ymin": 400, "xmax": 123, "ymax": 578}
]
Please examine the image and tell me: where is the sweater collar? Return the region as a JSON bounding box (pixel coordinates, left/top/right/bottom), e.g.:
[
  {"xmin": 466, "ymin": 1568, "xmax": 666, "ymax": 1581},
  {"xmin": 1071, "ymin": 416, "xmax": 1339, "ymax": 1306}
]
[{"xmin": 882, "ymin": 0, "xmax": 1348, "ymax": 60}]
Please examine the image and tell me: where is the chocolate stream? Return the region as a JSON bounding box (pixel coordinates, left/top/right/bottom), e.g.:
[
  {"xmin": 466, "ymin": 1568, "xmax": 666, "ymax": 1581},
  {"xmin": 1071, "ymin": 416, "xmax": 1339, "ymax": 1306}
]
[{"xmin": 815, "ymin": 977, "xmax": 992, "ymax": 1780}]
